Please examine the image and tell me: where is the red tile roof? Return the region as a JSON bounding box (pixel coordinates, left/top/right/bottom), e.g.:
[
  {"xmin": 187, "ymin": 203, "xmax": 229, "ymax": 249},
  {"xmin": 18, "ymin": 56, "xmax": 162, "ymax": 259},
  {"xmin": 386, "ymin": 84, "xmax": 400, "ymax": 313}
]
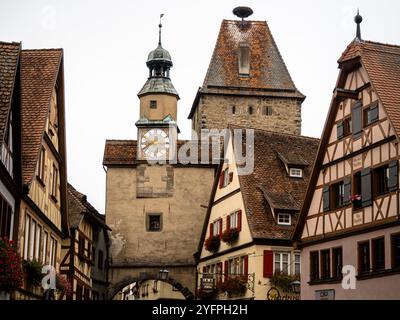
[
  {"xmin": 339, "ymin": 40, "xmax": 400, "ymax": 135},
  {"xmin": 20, "ymin": 49, "xmax": 62, "ymax": 185},
  {"xmin": 237, "ymin": 128, "xmax": 319, "ymax": 240},
  {"xmin": 0, "ymin": 41, "xmax": 20, "ymax": 143},
  {"xmin": 67, "ymin": 183, "xmax": 109, "ymax": 230},
  {"xmin": 202, "ymin": 20, "xmax": 304, "ymax": 98},
  {"xmin": 103, "ymin": 139, "xmax": 219, "ymax": 166}
]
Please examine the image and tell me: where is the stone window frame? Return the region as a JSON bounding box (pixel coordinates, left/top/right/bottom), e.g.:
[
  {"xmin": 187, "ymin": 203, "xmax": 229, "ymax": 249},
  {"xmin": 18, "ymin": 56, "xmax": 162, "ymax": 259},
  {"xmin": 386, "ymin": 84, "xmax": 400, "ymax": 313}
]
[{"xmin": 146, "ymin": 213, "xmax": 163, "ymax": 232}]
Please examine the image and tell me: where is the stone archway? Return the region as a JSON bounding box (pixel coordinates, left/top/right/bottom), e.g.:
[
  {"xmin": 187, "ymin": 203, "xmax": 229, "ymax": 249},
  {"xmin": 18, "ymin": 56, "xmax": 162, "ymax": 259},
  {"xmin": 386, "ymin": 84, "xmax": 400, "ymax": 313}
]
[{"xmin": 108, "ymin": 275, "xmax": 195, "ymax": 300}]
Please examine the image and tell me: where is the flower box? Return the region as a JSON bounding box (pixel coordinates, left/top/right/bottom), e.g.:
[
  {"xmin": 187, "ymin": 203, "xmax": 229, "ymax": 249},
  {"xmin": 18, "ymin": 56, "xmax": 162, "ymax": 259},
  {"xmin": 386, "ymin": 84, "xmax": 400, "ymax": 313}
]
[
  {"xmin": 204, "ymin": 235, "xmax": 221, "ymax": 253},
  {"xmin": 350, "ymin": 194, "xmax": 362, "ymax": 207},
  {"xmin": 217, "ymin": 276, "xmax": 247, "ymax": 297},
  {"xmin": 221, "ymin": 228, "xmax": 239, "ymax": 245},
  {"xmin": 0, "ymin": 237, "xmax": 24, "ymax": 293}
]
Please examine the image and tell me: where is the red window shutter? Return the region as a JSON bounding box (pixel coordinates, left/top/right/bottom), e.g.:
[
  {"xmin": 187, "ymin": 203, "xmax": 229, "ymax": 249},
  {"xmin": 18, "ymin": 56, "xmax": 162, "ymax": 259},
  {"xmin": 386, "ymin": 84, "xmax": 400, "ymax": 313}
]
[
  {"xmin": 263, "ymin": 250, "xmax": 273, "ymax": 278},
  {"xmin": 226, "ymin": 215, "xmax": 231, "ymax": 231},
  {"xmin": 219, "ymin": 218, "xmax": 222, "ymax": 237},
  {"xmin": 229, "ymin": 172, "xmax": 234, "ymax": 183},
  {"xmin": 209, "ymin": 223, "xmax": 213, "ymax": 238},
  {"xmin": 219, "ymin": 171, "xmax": 224, "ymax": 188},
  {"xmin": 224, "ymin": 261, "xmax": 229, "ymax": 281},
  {"xmin": 237, "ymin": 210, "xmax": 242, "ymax": 231},
  {"xmin": 202, "ymin": 266, "xmax": 206, "ymax": 273},
  {"xmin": 218, "ymin": 262, "xmax": 223, "ymax": 275},
  {"xmin": 244, "ymin": 255, "xmax": 248, "ymax": 275}
]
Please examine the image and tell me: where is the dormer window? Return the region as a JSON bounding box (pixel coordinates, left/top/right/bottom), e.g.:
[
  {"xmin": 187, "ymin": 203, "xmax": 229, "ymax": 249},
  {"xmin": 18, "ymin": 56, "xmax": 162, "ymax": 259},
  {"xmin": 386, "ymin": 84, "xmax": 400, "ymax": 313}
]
[
  {"xmin": 277, "ymin": 213, "xmax": 291, "ymax": 226},
  {"xmin": 289, "ymin": 168, "xmax": 303, "ymax": 178},
  {"xmin": 238, "ymin": 44, "xmax": 250, "ymax": 76}
]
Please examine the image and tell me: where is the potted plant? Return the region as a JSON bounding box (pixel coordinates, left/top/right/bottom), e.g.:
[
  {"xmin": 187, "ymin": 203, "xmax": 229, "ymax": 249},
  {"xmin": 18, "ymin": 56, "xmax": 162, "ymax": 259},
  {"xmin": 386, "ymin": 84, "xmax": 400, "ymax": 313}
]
[
  {"xmin": 204, "ymin": 235, "xmax": 221, "ymax": 253},
  {"xmin": 350, "ymin": 194, "xmax": 362, "ymax": 207},
  {"xmin": 0, "ymin": 237, "xmax": 24, "ymax": 299},
  {"xmin": 23, "ymin": 260, "xmax": 44, "ymax": 288},
  {"xmin": 218, "ymin": 276, "xmax": 247, "ymax": 297},
  {"xmin": 270, "ymin": 271, "xmax": 300, "ymax": 292},
  {"xmin": 55, "ymin": 274, "xmax": 72, "ymax": 299},
  {"xmin": 221, "ymin": 228, "xmax": 239, "ymax": 244},
  {"xmin": 196, "ymin": 287, "xmax": 218, "ymax": 300}
]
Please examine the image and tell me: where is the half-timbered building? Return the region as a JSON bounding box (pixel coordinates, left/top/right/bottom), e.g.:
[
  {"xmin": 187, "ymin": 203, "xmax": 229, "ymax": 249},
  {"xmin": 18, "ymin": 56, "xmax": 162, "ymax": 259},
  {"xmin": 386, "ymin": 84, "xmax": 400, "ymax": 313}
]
[
  {"xmin": 0, "ymin": 42, "xmax": 22, "ymax": 246},
  {"xmin": 16, "ymin": 48, "xmax": 69, "ymax": 299},
  {"xmin": 61, "ymin": 184, "xmax": 110, "ymax": 300},
  {"xmin": 293, "ymin": 15, "xmax": 400, "ymax": 299},
  {"xmin": 197, "ymin": 128, "xmax": 319, "ymax": 300}
]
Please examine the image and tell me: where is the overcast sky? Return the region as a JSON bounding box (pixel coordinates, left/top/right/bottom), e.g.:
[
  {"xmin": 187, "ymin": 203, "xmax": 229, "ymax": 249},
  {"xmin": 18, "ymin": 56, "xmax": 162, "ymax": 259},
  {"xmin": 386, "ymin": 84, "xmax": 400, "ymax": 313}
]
[{"xmin": 1, "ymin": 0, "xmax": 400, "ymax": 213}]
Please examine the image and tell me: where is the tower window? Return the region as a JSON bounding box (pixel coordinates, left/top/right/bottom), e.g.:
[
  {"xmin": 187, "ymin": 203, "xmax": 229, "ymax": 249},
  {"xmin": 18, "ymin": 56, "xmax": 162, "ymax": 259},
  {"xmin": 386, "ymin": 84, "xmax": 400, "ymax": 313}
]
[
  {"xmin": 228, "ymin": 106, "xmax": 236, "ymax": 115},
  {"xmin": 262, "ymin": 106, "xmax": 273, "ymax": 116},
  {"xmin": 238, "ymin": 44, "xmax": 250, "ymax": 75},
  {"xmin": 150, "ymin": 100, "xmax": 157, "ymax": 109},
  {"xmin": 248, "ymin": 106, "xmax": 254, "ymax": 115},
  {"xmin": 147, "ymin": 213, "xmax": 162, "ymax": 232}
]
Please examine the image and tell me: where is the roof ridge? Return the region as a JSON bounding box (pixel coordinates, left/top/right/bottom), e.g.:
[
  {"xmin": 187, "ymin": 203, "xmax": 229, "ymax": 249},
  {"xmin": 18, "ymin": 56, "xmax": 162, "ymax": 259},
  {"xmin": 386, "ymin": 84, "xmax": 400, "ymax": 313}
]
[
  {"xmin": 364, "ymin": 40, "xmax": 400, "ymax": 50},
  {"xmin": 223, "ymin": 19, "xmax": 267, "ymax": 24},
  {"xmin": 228, "ymin": 124, "xmax": 320, "ymax": 141},
  {"xmin": 22, "ymin": 48, "xmax": 63, "ymax": 52},
  {"xmin": 0, "ymin": 41, "xmax": 21, "ymax": 46}
]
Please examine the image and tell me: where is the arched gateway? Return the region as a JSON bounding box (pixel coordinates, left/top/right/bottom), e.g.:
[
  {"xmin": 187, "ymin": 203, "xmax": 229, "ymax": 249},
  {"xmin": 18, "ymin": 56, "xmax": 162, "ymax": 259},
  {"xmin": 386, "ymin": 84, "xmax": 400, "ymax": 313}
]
[{"xmin": 108, "ymin": 271, "xmax": 195, "ymax": 300}]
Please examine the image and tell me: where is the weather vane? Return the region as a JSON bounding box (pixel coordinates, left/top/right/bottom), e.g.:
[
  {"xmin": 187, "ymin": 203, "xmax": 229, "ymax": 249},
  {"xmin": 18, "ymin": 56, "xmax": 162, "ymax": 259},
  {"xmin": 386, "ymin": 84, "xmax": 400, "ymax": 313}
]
[{"xmin": 159, "ymin": 13, "xmax": 164, "ymax": 46}]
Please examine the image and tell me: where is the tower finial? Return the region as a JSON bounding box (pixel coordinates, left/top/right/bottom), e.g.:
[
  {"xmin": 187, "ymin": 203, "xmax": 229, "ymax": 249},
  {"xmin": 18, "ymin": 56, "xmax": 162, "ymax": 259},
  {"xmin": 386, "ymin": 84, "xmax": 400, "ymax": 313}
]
[
  {"xmin": 158, "ymin": 13, "xmax": 164, "ymax": 46},
  {"xmin": 354, "ymin": 9, "xmax": 363, "ymax": 40}
]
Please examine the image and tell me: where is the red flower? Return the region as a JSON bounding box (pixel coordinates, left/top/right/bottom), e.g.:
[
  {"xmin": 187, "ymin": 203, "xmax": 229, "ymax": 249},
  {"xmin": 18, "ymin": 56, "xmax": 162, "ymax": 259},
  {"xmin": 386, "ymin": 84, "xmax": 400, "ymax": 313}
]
[{"xmin": 0, "ymin": 237, "xmax": 24, "ymax": 291}]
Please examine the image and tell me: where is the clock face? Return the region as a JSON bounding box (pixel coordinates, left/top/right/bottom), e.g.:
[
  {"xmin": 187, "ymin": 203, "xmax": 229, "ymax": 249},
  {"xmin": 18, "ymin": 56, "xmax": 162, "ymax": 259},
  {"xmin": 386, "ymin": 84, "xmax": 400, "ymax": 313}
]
[{"xmin": 141, "ymin": 129, "xmax": 170, "ymax": 159}]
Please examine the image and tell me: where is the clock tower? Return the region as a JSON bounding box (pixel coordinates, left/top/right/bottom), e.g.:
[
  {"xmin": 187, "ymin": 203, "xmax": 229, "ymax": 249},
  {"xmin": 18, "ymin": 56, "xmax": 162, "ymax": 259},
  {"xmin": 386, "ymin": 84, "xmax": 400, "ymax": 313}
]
[{"xmin": 136, "ymin": 19, "xmax": 178, "ymax": 161}]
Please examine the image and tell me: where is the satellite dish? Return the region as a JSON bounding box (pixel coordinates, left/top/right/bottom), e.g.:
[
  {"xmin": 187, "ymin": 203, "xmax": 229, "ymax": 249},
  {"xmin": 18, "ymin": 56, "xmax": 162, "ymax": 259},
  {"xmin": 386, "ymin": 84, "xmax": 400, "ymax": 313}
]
[{"xmin": 233, "ymin": 6, "xmax": 253, "ymax": 20}]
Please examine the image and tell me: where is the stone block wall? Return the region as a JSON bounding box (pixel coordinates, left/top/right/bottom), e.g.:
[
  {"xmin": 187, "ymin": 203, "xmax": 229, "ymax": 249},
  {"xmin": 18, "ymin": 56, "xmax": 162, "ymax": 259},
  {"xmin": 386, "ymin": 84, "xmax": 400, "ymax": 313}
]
[{"xmin": 192, "ymin": 94, "xmax": 302, "ymax": 136}]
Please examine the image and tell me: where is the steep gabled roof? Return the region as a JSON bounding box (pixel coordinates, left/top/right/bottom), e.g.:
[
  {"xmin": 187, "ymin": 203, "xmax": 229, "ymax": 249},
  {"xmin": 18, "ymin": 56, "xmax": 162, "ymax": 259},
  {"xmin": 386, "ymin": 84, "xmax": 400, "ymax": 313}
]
[
  {"xmin": 188, "ymin": 19, "xmax": 304, "ymax": 119},
  {"xmin": 294, "ymin": 39, "xmax": 400, "ymax": 241},
  {"xmin": 67, "ymin": 183, "xmax": 110, "ymax": 230},
  {"xmin": 238, "ymin": 129, "xmax": 319, "ymax": 240},
  {"xmin": 0, "ymin": 41, "xmax": 20, "ymax": 143},
  {"xmin": 197, "ymin": 128, "xmax": 319, "ymax": 256},
  {"xmin": 20, "ymin": 49, "xmax": 62, "ymax": 185}
]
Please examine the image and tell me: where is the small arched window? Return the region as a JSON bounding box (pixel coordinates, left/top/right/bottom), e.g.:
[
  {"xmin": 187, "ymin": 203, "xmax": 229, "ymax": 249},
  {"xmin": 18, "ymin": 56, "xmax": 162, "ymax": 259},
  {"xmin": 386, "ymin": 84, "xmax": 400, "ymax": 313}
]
[{"xmin": 248, "ymin": 106, "xmax": 254, "ymax": 115}]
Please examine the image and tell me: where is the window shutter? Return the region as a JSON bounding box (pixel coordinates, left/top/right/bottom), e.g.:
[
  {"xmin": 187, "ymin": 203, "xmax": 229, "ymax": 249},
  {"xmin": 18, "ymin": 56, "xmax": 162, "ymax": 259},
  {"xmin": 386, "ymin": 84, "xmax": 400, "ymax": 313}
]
[
  {"xmin": 224, "ymin": 261, "xmax": 229, "ymax": 281},
  {"xmin": 343, "ymin": 177, "xmax": 352, "ymax": 205},
  {"xmin": 202, "ymin": 266, "xmax": 206, "ymax": 273},
  {"xmin": 263, "ymin": 250, "xmax": 273, "ymax": 278},
  {"xmin": 370, "ymin": 103, "xmax": 379, "ymax": 123},
  {"xmin": 226, "ymin": 215, "xmax": 230, "ymax": 231},
  {"xmin": 244, "ymin": 256, "xmax": 248, "ymax": 275},
  {"xmin": 388, "ymin": 160, "xmax": 398, "ymax": 192},
  {"xmin": 323, "ymin": 186, "xmax": 330, "ymax": 212},
  {"xmin": 361, "ymin": 168, "xmax": 372, "ymax": 207},
  {"xmin": 352, "ymin": 100, "xmax": 363, "ymax": 138},
  {"xmin": 219, "ymin": 218, "xmax": 223, "ymax": 237},
  {"xmin": 219, "ymin": 171, "xmax": 224, "ymax": 188},
  {"xmin": 237, "ymin": 210, "xmax": 242, "ymax": 231},
  {"xmin": 209, "ymin": 223, "xmax": 213, "ymax": 238},
  {"xmin": 337, "ymin": 121, "xmax": 344, "ymax": 140},
  {"xmin": 229, "ymin": 172, "xmax": 234, "ymax": 183}
]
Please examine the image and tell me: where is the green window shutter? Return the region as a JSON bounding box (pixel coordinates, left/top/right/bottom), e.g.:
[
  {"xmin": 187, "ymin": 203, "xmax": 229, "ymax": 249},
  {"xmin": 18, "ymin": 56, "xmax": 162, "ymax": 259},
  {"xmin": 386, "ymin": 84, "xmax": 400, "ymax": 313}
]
[
  {"xmin": 361, "ymin": 168, "xmax": 372, "ymax": 207},
  {"xmin": 323, "ymin": 185, "xmax": 330, "ymax": 212},
  {"xmin": 352, "ymin": 100, "xmax": 363, "ymax": 139},
  {"xmin": 388, "ymin": 160, "xmax": 398, "ymax": 192},
  {"xmin": 343, "ymin": 178, "xmax": 352, "ymax": 205},
  {"xmin": 337, "ymin": 121, "xmax": 344, "ymax": 140}
]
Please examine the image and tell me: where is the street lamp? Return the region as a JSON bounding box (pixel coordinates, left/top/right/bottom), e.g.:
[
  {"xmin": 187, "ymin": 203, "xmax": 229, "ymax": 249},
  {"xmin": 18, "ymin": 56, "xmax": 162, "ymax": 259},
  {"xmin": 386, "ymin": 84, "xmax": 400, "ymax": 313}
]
[
  {"xmin": 159, "ymin": 266, "xmax": 169, "ymax": 281},
  {"xmin": 290, "ymin": 280, "xmax": 301, "ymax": 294}
]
